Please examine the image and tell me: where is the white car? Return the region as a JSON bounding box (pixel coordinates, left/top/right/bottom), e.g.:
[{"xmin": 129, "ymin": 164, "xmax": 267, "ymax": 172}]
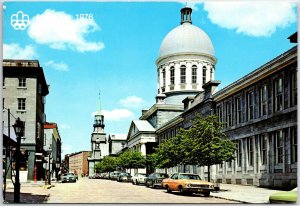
[{"xmin": 131, "ymin": 173, "xmax": 148, "ymax": 185}]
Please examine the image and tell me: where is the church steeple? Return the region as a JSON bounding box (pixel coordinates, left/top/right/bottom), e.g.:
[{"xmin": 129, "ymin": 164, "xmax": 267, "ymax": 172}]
[
  {"xmin": 180, "ymin": 7, "xmax": 192, "ymax": 24},
  {"xmin": 93, "ymin": 91, "xmax": 105, "ymax": 132}
]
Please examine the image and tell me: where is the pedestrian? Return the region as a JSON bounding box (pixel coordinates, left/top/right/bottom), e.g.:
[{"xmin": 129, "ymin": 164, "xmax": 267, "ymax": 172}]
[{"xmin": 58, "ymin": 170, "xmax": 61, "ymax": 181}]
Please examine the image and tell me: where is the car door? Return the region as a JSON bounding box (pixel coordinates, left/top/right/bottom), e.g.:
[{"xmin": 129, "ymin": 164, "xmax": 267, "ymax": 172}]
[{"xmin": 169, "ymin": 174, "xmax": 178, "ymax": 190}]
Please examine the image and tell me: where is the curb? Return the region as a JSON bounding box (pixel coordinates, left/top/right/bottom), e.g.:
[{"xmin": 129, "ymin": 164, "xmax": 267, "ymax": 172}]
[
  {"xmin": 42, "ymin": 185, "xmax": 55, "ymax": 189},
  {"xmin": 210, "ymin": 195, "xmax": 249, "ymax": 204}
]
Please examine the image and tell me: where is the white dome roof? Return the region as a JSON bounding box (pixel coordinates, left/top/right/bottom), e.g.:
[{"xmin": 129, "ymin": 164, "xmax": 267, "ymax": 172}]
[{"xmin": 158, "ymin": 23, "xmax": 215, "ymax": 59}]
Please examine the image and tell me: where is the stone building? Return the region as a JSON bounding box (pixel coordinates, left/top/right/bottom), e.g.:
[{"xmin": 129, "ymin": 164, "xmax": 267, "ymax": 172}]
[
  {"xmin": 2, "ymin": 59, "xmax": 49, "ymax": 181},
  {"xmin": 123, "ymin": 7, "xmax": 297, "ymax": 190},
  {"xmin": 126, "ymin": 7, "xmax": 213, "ymax": 170},
  {"xmin": 43, "ymin": 122, "xmax": 62, "ymax": 180},
  {"xmin": 68, "ymin": 151, "xmax": 91, "ymax": 177},
  {"xmin": 87, "ymin": 97, "xmax": 108, "ymax": 176},
  {"xmin": 108, "ymin": 134, "xmax": 127, "ymax": 155}
]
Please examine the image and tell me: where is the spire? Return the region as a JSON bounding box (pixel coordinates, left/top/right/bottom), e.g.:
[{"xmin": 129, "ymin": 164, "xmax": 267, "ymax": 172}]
[
  {"xmin": 98, "ymin": 90, "xmax": 101, "ymax": 115},
  {"xmin": 180, "ymin": 7, "xmax": 192, "ymax": 25}
]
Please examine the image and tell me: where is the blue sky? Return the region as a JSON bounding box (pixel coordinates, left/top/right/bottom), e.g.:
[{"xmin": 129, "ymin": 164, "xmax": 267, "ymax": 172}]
[{"xmin": 2, "ymin": 1, "xmax": 297, "ymax": 157}]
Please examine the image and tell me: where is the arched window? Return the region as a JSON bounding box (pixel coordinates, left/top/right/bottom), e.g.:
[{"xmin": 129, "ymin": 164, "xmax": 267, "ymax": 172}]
[
  {"xmin": 170, "ymin": 66, "xmax": 175, "ymax": 85},
  {"xmin": 180, "ymin": 65, "xmax": 186, "ymax": 84},
  {"xmin": 162, "ymin": 69, "xmax": 166, "ymax": 87},
  {"xmin": 203, "ymin": 66, "xmax": 207, "ymax": 84},
  {"xmin": 192, "ymin": 65, "xmax": 197, "ymax": 84}
]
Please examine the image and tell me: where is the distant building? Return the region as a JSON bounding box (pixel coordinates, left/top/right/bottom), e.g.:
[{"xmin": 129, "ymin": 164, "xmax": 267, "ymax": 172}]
[
  {"xmin": 87, "ymin": 95, "xmax": 108, "ymax": 176},
  {"xmin": 2, "ymin": 59, "xmax": 49, "ymax": 181},
  {"xmin": 68, "ymin": 151, "xmax": 91, "ymax": 177},
  {"xmin": 44, "ymin": 122, "xmax": 62, "ymax": 180},
  {"xmin": 108, "ymin": 134, "xmax": 127, "ymax": 155}
]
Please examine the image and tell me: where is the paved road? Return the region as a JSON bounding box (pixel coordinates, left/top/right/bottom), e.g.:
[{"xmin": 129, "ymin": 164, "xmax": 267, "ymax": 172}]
[{"xmin": 46, "ymin": 178, "xmax": 238, "ymax": 203}]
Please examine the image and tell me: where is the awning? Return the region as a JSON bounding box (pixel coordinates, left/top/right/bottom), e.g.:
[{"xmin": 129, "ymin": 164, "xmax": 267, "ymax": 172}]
[{"xmin": 3, "ymin": 134, "xmax": 17, "ymax": 147}]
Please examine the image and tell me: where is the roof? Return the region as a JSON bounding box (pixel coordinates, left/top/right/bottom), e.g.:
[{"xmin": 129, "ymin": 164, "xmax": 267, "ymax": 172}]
[
  {"xmin": 158, "ymin": 23, "xmax": 215, "ymax": 61},
  {"xmin": 44, "ymin": 122, "xmax": 57, "ymax": 129},
  {"xmin": 109, "ymin": 134, "xmax": 127, "ymax": 140},
  {"xmin": 132, "ymin": 120, "xmax": 155, "ymax": 132}
]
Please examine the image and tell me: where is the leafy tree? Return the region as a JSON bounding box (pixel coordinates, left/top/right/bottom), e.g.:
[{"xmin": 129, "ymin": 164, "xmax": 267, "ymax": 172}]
[
  {"xmin": 117, "ymin": 151, "xmax": 146, "ymax": 172},
  {"xmin": 95, "ymin": 156, "xmax": 117, "ymax": 177},
  {"xmin": 153, "ymin": 114, "xmax": 236, "ymax": 182},
  {"xmin": 186, "ymin": 115, "xmax": 236, "ymax": 181}
]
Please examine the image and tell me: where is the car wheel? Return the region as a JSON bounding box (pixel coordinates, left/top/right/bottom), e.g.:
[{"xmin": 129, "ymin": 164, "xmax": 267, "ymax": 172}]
[
  {"xmin": 203, "ymin": 191, "xmax": 210, "ymax": 197},
  {"xmin": 135, "ymin": 180, "xmax": 139, "ymax": 185},
  {"xmin": 132, "ymin": 180, "xmax": 135, "ymax": 185},
  {"xmin": 146, "ymin": 182, "xmax": 149, "ymax": 187},
  {"xmin": 166, "ymin": 185, "xmax": 172, "ymax": 193},
  {"xmin": 178, "ymin": 186, "xmax": 184, "ymax": 194}
]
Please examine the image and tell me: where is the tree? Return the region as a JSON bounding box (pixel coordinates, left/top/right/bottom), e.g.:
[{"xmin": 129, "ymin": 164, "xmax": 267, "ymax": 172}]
[
  {"xmin": 117, "ymin": 151, "xmax": 146, "ymax": 172},
  {"xmin": 153, "ymin": 114, "xmax": 236, "ymax": 182},
  {"xmin": 95, "ymin": 156, "xmax": 117, "ymax": 177},
  {"xmin": 179, "ymin": 114, "xmax": 236, "ymax": 181}
]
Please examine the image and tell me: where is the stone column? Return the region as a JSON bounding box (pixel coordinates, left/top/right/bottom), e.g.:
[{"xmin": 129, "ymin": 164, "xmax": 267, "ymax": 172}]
[
  {"xmin": 140, "ymin": 143, "xmax": 146, "ymax": 156},
  {"xmin": 186, "ymin": 62, "xmax": 192, "ymax": 90}
]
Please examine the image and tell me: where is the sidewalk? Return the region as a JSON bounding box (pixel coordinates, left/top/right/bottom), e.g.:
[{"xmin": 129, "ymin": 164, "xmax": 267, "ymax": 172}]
[
  {"xmin": 210, "ymin": 183, "xmax": 286, "ymax": 203},
  {"xmin": 2, "ymin": 180, "xmax": 55, "ymax": 203}
]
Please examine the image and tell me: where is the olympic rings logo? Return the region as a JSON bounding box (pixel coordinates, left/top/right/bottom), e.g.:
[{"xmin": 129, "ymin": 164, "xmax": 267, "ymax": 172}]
[{"xmin": 11, "ymin": 11, "xmax": 30, "ymax": 30}]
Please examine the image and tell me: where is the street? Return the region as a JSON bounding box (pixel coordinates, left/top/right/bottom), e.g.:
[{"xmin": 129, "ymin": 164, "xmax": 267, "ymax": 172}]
[
  {"xmin": 3, "ymin": 178, "xmax": 238, "ymax": 203},
  {"xmin": 45, "ymin": 178, "xmax": 238, "ymax": 203}
]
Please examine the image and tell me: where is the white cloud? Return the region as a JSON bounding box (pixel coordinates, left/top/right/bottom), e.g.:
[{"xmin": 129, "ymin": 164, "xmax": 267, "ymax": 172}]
[
  {"xmin": 60, "ymin": 124, "xmax": 71, "ymax": 129},
  {"xmin": 119, "ymin": 96, "xmax": 144, "ymax": 108},
  {"xmin": 45, "ymin": 60, "xmax": 69, "ymax": 71},
  {"xmin": 203, "ymin": 1, "xmax": 297, "ymax": 37},
  {"xmin": 28, "ymin": 9, "xmax": 104, "ymax": 52},
  {"xmin": 93, "ymin": 109, "xmax": 134, "ymax": 121},
  {"xmin": 3, "ymin": 43, "xmax": 37, "ymax": 59}
]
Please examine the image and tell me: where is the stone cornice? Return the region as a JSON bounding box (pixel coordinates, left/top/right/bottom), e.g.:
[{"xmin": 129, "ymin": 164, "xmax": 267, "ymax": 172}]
[{"xmin": 156, "ymin": 52, "xmax": 217, "ymax": 66}]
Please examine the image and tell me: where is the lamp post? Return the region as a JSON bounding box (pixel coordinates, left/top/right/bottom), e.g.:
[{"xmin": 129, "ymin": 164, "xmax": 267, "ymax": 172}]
[
  {"xmin": 12, "ymin": 117, "xmax": 25, "ymax": 203},
  {"xmin": 47, "ymin": 147, "xmax": 52, "ymax": 185}
]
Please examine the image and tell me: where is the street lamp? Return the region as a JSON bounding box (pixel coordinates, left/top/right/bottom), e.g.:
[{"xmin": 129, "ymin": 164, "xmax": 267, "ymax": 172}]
[
  {"xmin": 47, "ymin": 146, "xmax": 52, "ymax": 185},
  {"xmin": 12, "ymin": 117, "xmax": 25, "ymax": 203}
]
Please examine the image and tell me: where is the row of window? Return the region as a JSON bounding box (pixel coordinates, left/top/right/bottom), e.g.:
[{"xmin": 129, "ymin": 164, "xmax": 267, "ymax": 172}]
[
  {"xmin": 217, "ymin": 72, "xmax": 297, "ymax": 128},
  {"xmin": 226, "ymin": 127, "xmax": 297, "ymax": 170},
  {"xmin": 3, "ymin": 78, "xmax": 26, "ymax": 87},
  {"xmin": 161, "ymin": 65, "xmax": 214, "ymax": 87}
]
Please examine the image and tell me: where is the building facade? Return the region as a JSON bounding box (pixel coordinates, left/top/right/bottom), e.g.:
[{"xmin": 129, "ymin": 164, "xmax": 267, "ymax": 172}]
[
  {"xmin": 123, "ymin": 7, "xmax": 297, "ymax": 190},
  {"xmin": 2, "ymin": 59, "xmax": 49, "ymax": 181},
  {"xmin": 43, "ymin": 122, "xmax": 62, "ymax": 180},
  {"xmin": 68, "ymin": 151, "xmax": 91, "ymax": 177}
]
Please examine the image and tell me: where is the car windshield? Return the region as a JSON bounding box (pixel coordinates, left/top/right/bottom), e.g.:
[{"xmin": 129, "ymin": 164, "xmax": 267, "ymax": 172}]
[
  {"xmin": 179, "ymin": 174, "xmax": 200, "ymax": 180},
  {"xmin": 139, "ymin": 174, "xmax": 147, "ymax": 177},
  {"xmin": 68, "ymin": 173, "xmax": 74, "ymax": 176},
  {"xmin": 157, "ymin": 173, "xmax": 168, "ymax": 178}
]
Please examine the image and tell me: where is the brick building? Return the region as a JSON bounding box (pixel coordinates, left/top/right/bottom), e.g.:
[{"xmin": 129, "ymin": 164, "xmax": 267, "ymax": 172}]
[{"xmin": 68, "ymin": 151, "xmax": 91, "ymax": 177}]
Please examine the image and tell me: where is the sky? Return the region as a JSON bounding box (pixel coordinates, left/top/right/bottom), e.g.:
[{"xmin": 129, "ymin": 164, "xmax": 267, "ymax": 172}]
[{"xmin": 2, "ymin": 0, "xmax": 298, "ymax": 157}]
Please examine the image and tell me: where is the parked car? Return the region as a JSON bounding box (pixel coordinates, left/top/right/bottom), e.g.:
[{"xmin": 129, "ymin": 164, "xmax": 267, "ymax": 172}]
[
  {"xmin": 61, "ymin": 173, "xmax": 77, "ymax": 183},
  {"xmin": 145, "ymin": 173, "xmax": 169, "ymax": 188},
  {"xmin": 131, "ymin": 173, "xmax": 148, "ymax": 185},
  {"xmin": 162, "ymin": 173, "xmax": 214, "ymax": 196},
  {"xmin": 110, "ymin": 171, "xmax": 121, "ymax": 180},
  {"xmin": 269, "ymin": 187, "xmax": 297, "ymax": 203},
  {"xmin": 117, "ymin": 172, "xmax": 132, "ymax": 182}
]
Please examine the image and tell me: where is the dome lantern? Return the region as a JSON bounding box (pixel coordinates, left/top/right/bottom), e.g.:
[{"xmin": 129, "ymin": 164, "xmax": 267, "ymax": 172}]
[{"xmin": 181, "ymin": 7, "xmax": 192, "ymax": 24}]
